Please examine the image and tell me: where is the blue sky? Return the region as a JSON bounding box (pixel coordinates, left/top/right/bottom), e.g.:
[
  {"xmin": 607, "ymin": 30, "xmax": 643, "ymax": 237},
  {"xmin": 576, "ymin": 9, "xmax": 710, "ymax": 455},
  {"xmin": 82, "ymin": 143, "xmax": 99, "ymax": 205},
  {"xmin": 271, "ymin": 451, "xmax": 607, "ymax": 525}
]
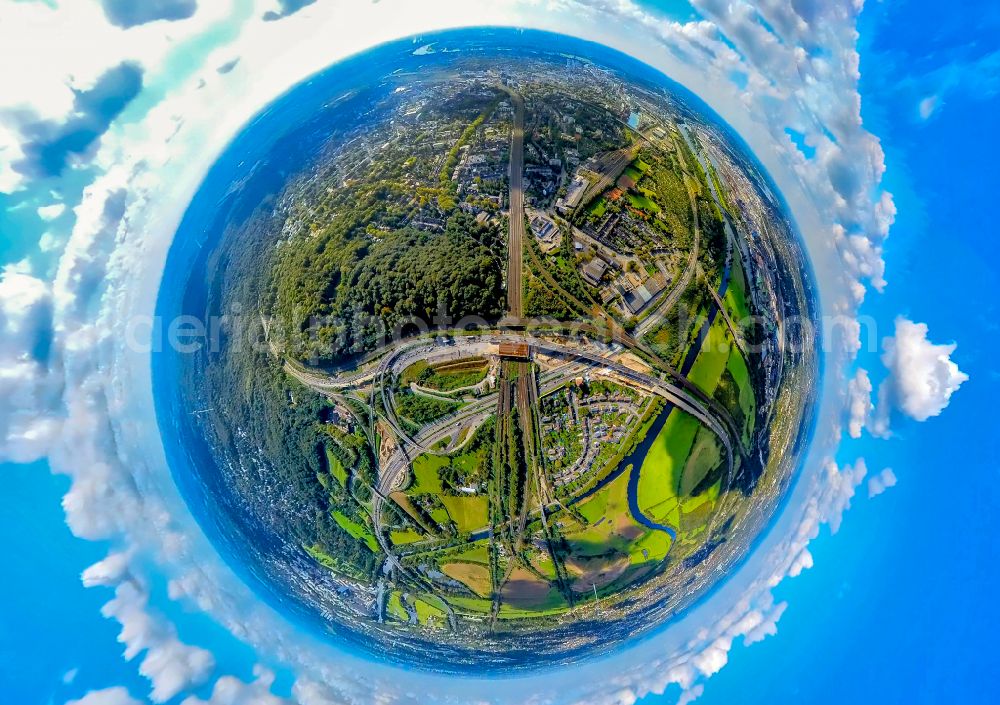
[
  {"xmin": 0, "ymin": 0, "xmax": 995, "ymax": 703},
  {"xmin": 658, "ymin": 2, "xmax": 1000, "ymax": 702}
]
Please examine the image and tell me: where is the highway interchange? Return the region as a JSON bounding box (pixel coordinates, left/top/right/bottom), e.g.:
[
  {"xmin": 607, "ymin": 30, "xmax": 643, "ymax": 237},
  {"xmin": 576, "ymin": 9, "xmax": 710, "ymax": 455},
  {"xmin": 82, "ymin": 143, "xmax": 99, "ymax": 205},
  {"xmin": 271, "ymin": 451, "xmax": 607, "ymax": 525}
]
[{"xmin": 276, "ymin": 86, "xmax": 759, "ymax": 625}]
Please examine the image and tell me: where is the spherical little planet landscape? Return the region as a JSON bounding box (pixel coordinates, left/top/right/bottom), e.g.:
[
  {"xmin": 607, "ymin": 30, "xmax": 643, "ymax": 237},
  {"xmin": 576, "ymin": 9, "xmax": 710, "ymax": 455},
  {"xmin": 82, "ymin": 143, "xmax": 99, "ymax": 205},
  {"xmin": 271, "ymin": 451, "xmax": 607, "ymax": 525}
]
[{"xmin": 155, "ymin": 29, "xmax": 819, "ymax": 672}]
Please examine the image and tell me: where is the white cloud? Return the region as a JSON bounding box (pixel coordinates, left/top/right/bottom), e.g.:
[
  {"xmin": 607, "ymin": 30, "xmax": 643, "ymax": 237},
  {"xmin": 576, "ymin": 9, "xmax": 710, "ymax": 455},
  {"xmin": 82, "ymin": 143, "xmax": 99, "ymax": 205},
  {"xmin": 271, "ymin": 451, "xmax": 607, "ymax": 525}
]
[
  {"xmin": 82, "ymin": 551, "xmax": 134, "ymax": 587},
  {"xmin": 817, "ymin": 458, "xmax": 867, "ymax": 534},
  {"xmin": 0, "ymin": 1, "xmax": 958, "ymax": 704},
  {"xmin": 65, "ymin": 687, "xmax": 143, "ymax": 705},
  {"xmin": 103, "ymin": 580, "xmax": 216, "ymax": 703},
  {"xmin": 874, "ymin": 317, "xmax": 968, "ymax": 433},
  {"xmin": 907, "ymin": 50, "xmax": 1000, "ymax": 123},
  {"xmin": 181, "ymin": 666, "xmax": 291, "ymax": 705},
  {"xmin": 0, "ymin": 0, "xmax": 240, "ymax": 193},
  {"xmin": 868, "ymin": 467, "xmax": 897, "ymax": 498},
  {"xmin": 677, "ymin": 685, "xmax": 704, "ymax": 705},
  {"xmin": 38, "ymin": 202, "xmax": 67, "ymax": 221},
  {"xmin": 0, "ymin": 270, "xmax": 61, "ymax": 463},
  {"xmin": 845, "ymin": 367, "xmax": 873, "ymax": 438},
  {"xmin": 918, "ymin": 95, "xmax": 939, "ymax": 120}
]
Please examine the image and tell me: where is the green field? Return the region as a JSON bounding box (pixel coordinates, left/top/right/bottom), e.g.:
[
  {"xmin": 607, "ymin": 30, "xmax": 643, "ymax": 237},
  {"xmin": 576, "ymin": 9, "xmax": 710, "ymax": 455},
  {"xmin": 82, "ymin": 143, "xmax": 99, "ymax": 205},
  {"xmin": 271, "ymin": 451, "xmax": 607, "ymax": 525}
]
[
  {"xmin": 724, "ymin": 259, "xmax": 750, "ymax": 324},
  {"xmin": 688, "ymin": 317, "xmax": 732, "ymax": 396},
  {"xmin": 588, "ymin": 196, "xmax": 609, "ymax": 218},
  {"xmin": 303, "ymin": 544, "xmax": 367, "ymax": 581},
  {"xmin": 413, "ymin": 596, "xmax": 447, "ymax": 627},
  {"xmin": 629, "ymin": 528, "xmax": 671, "ymax": 563},
  {"xmin": 727, "ymin": 349, "xmax": 754, "ymax": 421},
  {"xmin": 446, "ymin": 594, "xmax": 494, "ymax": 614},
  {"xmin": 678, "ymin": 426, "xmax": 722, "ymax": 495},
  {"xmin": 567, "ymin": 469, "xmax": 665, "ymax": 567},
  {"xmin": 636, "ymin": 410, "xmax": 701, "ymax": 519},
  {"xmin": 714, "ymin": 347, "xmax": 755, "ymax": 447},
  {"xmin": 447, "ymin": 541, "xmax": 490, "ymax": 565},
  {"xmin": 409, "ymin": 454, "xmax": 447, "ymax": 493},
  {"xmin": 405, "ymin": 421, "xmax": 492, "ymax": 534},
  {"xmin": 627, "ymin": 191, "xmax": 661, "ymax": 213},
  {"xmin": 325, "ymin": 447, "xmax": 349, "ymax": 487},
  {"xmin": 707, "ymin": 162, "xmax": 731, "ymax": 213},
  {"xmin": 387, "ymin": 591, "xmax": 409, "ymax": 622},
  {"xmin": 623, "ymin": 165, "xmax": 643, "ymax": 182},
  {"xmin": 390, "ymin": 529, "xmax": 424, "ymax": 546},
  {"xmin": 331, "ymin": 511, "xmax": 379, "ymax": 553},
  {"xmin": 440, "ymin": 494, "xmax": 489, "ymax": 533}
]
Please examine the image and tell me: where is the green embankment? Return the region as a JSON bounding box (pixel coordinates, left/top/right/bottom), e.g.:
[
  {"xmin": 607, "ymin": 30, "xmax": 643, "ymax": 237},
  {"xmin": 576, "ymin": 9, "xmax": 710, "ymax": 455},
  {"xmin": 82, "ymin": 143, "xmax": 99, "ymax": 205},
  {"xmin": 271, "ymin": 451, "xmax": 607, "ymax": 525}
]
[{"xmin": 401, "ymin": 357, "xmax": 489, "ymax": 393}]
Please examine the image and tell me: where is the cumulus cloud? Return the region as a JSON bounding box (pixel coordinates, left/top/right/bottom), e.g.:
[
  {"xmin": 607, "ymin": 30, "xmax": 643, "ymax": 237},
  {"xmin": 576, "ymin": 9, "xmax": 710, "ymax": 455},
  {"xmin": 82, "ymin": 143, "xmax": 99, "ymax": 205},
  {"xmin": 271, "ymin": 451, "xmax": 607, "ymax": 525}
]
[
  {"xmin": 103, "ymin": 580, "xmax": 216, "ymax": 702},
  {"xmin": 65, "ymin": 687, "xmax": 143, "ymax": 705},
  {"xmin": 817, "ymin": 458, "xmax": 867, "ymax": 534},
  {"xmin": 868, "ymin": 467, "xmax": 897, "ymax": 498},
  {"xmin": 38, "ymin": 202, "xmax": 67, "ymax": 221},
  {"xmin": 845, "ymin": 368, "xmax": 873, "ymax": 438},
  {"xmin": 0, "ymin": 270, "xmax": 61, "ymax": 463},
  {"xmin": 82, "ymin": 551, "xmax": 134, "ymax": 588},
  {"xmin": 101, "ymin": 0, "xmax": 198, "ymax": 29},
  {"xmin": 0, "ymin": 0, "xmax": 240, "ymax": 193},
  {"xmin": 0, "ymin": 1, "xmax": 961, "ymax": 704},
  {"xmin": 677, "ymin": 685, "xmax": 705, "ymax": 705},
  {"xmin": 873, "ymin": 317, "xmax": 968, "ymax": 435},
  {"xmin": 181, "ymin": 666, "xmax": 291, "ymax": 705}
]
